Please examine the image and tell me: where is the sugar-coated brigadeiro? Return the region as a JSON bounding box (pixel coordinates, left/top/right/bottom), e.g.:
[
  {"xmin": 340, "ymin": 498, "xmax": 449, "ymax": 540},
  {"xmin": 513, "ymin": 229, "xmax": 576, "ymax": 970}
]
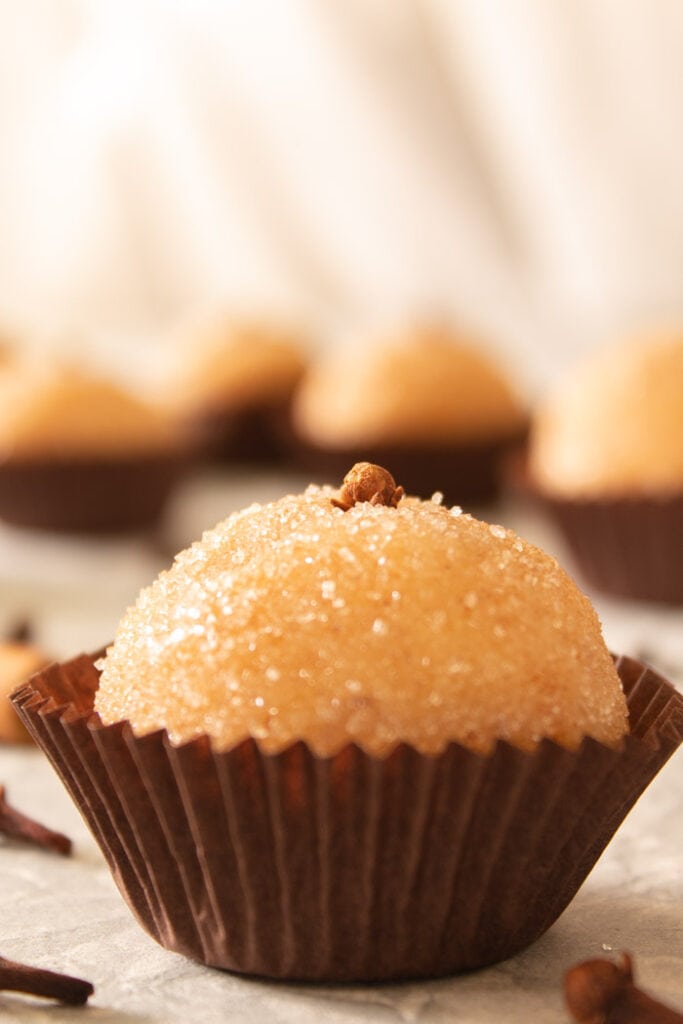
[
  {"xmin": 0, "ymin": 364, "xmax": 180, "ymax": 460},
  {"xmin": 530, "ymin": 331, "xmax": 683, "ymax": 498},
  {"xmin": 529, "ymin": 332, "xmax": 683, "ymax": 602},
  {"xmin": 165, "ymin": 314, "xmax": 307, "ymax": 418},
  {"xmin": 290, "ymin": 322, "xmax": 526, "ymax": 505},
  {"xmin": 0, "ymin": 362, "xmax": 186, "ymax": 534},
  {"xmin": 96, "ymin": 463, "xmax": 627, "ymax": 756},
  {"xmin": 16, "ymin": 463, "xmax": 682, "ymax": 982},
  {"xmin": 292, "ymin": 322, "xmax": 525, "ymax": 447}
]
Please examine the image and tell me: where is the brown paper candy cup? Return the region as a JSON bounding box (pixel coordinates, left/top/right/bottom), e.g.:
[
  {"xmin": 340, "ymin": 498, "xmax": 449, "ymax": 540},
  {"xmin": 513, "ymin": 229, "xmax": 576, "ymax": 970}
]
[
  {"xmin": 12, "ymin": 654, "xmax": 683, "ymax": 982},
  {"xmin": 184, "ymin": 396, "xmax": 297, "ymax": 466},
  {"xmin": 540, "ymin": 491, "xmax": 683, "ymax": 604},
  {"xmin": 0, "ymin": 454, "xmax": 187, "ymax": 534},
  {"xmin": 285, "ymin": 429, "xmax": 528, "ymax": 507}
]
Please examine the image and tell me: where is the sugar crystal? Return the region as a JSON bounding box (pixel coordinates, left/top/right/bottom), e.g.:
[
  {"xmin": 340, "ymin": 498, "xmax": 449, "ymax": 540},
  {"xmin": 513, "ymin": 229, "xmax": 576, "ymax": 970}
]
[{"xmin": 489, "ymin": 524, "xmax": 507, "ymax": 539}]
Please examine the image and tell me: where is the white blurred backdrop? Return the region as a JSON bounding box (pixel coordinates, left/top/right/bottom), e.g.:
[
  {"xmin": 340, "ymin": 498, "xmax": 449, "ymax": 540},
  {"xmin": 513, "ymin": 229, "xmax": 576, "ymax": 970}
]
[{"xmin": 2, "ymin": 0, "xmax": 683, "ymax": 384}]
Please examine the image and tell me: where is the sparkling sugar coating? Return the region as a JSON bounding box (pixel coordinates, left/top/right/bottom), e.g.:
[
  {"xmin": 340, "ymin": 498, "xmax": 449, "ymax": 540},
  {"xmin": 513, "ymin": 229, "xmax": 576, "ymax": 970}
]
[{"xmin": 96, "ymin": 487, "xmax": 628, "ymax": 756}]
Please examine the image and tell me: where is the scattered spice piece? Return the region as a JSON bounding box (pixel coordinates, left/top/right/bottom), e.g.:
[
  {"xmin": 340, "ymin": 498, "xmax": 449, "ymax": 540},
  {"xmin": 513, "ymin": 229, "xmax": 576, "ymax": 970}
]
[
  {"xmin": 0, "ymin": 786, "xmax": 72, "ymax": 856},
  {"xmin": 564, "ymin": 951, "xmax": 683, "ymax": 1023},
  {"xmin": 332, "ymin": 462, "xmax": 404, "ymax": 511},
  {"xmin": 0, "ymin": 954, "xmax": 93, "ymax": 1006}
]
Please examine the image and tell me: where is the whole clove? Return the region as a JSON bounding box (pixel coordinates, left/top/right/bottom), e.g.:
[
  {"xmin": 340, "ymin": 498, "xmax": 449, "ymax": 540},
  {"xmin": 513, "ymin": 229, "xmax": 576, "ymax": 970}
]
[
  {"xmin": 332, "ymin": 462, "xmax": 404, "ymax": 511},
  {"xmin": 0, "ymin": 785, "xmax": 72, "ymax": 856},
  {"xmin": 564, "ymin": 951, "xmax": 683, "ymax": 1023},
  {"xmin": 0, "ymin": 954, "xmax": 93, "ymax": 1005}
]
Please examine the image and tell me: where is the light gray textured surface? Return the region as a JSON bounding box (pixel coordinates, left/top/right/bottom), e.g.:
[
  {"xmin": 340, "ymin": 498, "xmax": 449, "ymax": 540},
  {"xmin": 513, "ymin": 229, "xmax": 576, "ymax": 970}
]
[{"xmin": 0, "ymin": 470, "xmax": 681, "ymax": 1022}]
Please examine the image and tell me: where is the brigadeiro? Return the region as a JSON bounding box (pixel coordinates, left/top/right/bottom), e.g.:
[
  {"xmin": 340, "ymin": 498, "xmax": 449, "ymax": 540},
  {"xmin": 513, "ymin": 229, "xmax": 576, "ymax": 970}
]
[
  {"xmin": 289, "ymin": 322, "xmax": 527, "ymax": 505},
  {"xmin": 13, "ymin": 464, "xmax": 682, "ymax": 980},
  {"xmin": 162, "ymin": 313, "xmax": 308, "ymax": 463},
  {"xmin": 529, "ymin": 331, "xmax": 683, "ymax": 602},
  {"xmin": 0, "ymin": 362, "xmax": 187, "ymax": 534}
]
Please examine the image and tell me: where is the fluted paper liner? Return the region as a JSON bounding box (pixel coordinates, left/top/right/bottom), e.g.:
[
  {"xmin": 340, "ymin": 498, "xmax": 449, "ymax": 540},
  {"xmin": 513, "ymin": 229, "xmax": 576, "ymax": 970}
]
[
  {"xmin": 186, "ymin": 399, "xmax": 294, "ymax": 465},
  {"xmin": 541, "ymin": 492, "xmax": 683, "ymax": 603},
  {"xmin": 12, "ymin": 654, "xmax": 683, "ymax": 981},
  {"xmin": 0, "ymin": 454, "xmax": 186, "ymax": 534}
]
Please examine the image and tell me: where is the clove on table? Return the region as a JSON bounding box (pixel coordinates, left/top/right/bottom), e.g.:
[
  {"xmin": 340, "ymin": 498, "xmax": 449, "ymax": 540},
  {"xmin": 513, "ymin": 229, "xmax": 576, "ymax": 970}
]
[
  {"xmin": 0, "ymin": 785, "xmax": 72, "ymax": 855},
  {"xmin": 0, "ymin": 954, "xmax": 93, "ymax": 1005},
  {"xmin": 564, "ymin": 951, "xmax": 683, "ymax": 1023}
]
